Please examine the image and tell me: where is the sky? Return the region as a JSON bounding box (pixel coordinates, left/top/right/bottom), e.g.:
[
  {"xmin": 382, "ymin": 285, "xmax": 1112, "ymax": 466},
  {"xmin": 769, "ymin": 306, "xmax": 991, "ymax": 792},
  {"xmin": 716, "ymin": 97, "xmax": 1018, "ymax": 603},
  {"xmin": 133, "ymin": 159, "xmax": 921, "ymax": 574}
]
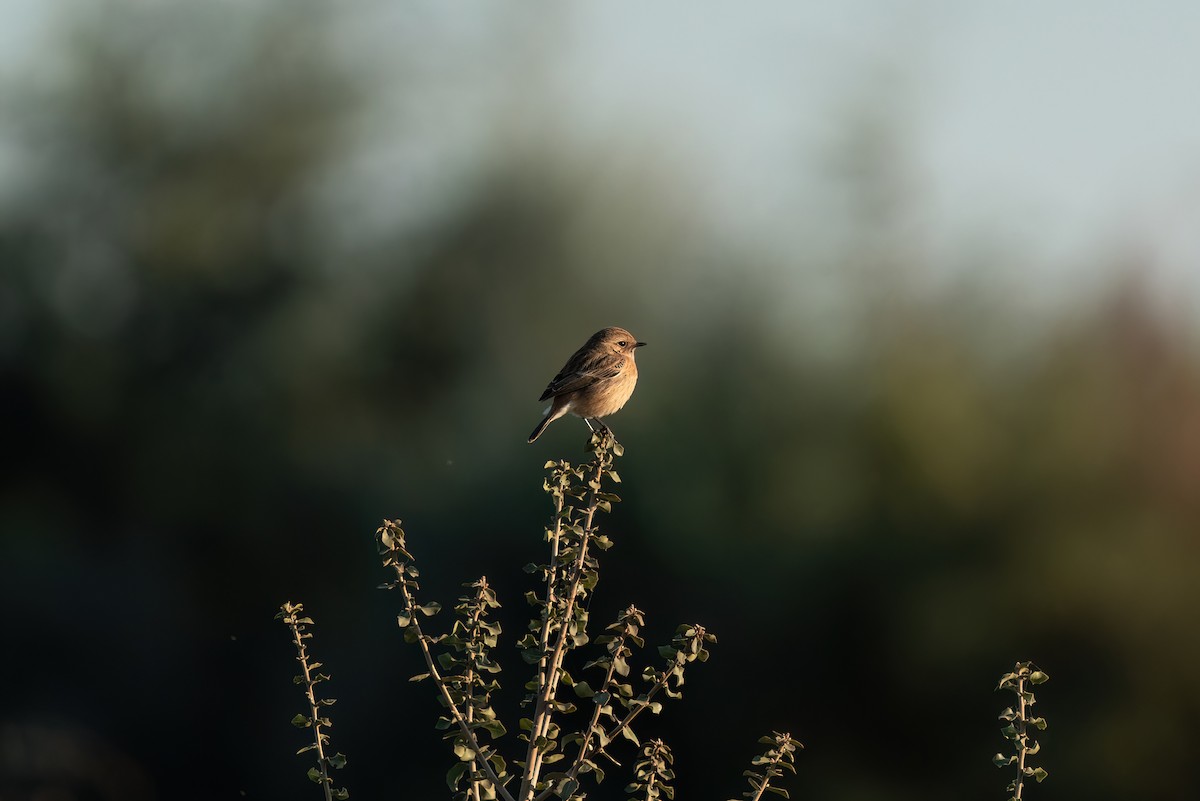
[
  {"xmin": 545, "ymin": 1, "xmax": 1200, "ymax": 301},
  {"xmin": 4, "ymin": 0, "xmax": 1199, "ymax": 309}
]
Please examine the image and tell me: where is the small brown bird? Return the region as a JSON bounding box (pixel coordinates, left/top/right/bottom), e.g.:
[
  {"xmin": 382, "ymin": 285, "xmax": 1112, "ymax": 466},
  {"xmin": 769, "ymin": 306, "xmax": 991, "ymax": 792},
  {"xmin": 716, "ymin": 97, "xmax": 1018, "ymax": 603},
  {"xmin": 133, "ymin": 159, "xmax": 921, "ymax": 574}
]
[{"xmin": 527, "ymin": 326, "xmax": 646, "ymax": 443}]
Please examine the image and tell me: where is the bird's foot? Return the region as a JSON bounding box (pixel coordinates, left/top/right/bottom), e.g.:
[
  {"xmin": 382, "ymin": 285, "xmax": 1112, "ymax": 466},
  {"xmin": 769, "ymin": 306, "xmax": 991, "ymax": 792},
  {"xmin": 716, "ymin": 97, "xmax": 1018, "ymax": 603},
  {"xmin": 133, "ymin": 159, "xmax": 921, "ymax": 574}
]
[{"xmin": 584, "ymin": 419, "xmax": 620, "ymax": 452}]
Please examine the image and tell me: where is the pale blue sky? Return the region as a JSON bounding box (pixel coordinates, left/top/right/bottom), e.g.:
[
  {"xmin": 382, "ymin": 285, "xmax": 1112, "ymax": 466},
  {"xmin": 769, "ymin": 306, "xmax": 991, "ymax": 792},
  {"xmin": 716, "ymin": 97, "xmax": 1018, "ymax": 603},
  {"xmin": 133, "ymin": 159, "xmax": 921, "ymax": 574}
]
[
  {"xmin": 546, "ymin": 2, "xmax": 1200, "ymax": 300},
  {"xmin": 5, "ymin": 1, "xmax": 1199, "ymax": 309}
]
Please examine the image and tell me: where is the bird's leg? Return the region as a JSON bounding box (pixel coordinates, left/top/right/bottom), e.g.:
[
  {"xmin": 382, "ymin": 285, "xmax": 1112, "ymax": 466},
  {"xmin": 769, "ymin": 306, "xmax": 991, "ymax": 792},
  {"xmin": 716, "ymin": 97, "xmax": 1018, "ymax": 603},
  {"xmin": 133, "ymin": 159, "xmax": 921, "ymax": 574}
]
[
  {"xmin": 594, "ymin": 418, "xmax": 618, "ymax": 443},
  {"xmin": 583, "ymin": 417, "xmax": 619, "ymax": 447}
]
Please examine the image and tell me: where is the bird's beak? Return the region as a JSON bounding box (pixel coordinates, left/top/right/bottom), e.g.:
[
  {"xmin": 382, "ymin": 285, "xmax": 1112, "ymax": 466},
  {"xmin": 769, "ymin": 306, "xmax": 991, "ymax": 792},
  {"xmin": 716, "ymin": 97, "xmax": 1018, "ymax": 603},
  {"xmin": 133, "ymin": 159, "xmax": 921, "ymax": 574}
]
[{"xmin": 636, "ymin": 341, "xmax": 647, "ymax": 348}]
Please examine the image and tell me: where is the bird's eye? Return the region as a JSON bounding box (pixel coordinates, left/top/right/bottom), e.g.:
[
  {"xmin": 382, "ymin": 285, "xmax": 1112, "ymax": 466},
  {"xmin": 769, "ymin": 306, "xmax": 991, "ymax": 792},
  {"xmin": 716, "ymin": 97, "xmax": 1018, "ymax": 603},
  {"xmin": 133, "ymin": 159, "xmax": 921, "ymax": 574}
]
[{"xmin": 618, "ymin": 341, "xmax": 627, "ymax": 347}]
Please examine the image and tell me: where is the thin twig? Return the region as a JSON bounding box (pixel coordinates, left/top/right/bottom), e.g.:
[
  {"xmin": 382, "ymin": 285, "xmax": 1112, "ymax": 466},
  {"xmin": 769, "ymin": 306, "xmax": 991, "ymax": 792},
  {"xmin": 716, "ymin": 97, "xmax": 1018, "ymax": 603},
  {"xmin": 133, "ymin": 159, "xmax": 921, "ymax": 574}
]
[
  {"xmin": 566, "ymin": 629, "xmax": 626, "ymax": 771},
  {"xmin": 1014, "ymin": 672, "xmax": 1028, "ymax": 801},
  {"xmin": 746, "ymin": 748, "xmax": 786, "ymax": 801},
  {"xmin": 395, "ymin": 573, "xmax": 516, "ymax": 801},
  {"xmin": 522, "ymin": 453, "xmax": 606, "ymax": 798},
  {"xmin": 519, "ymin": 480, "xmax": 567, "ymax": 800},
  {"xmin": 531, "ymin": 645, "xmax": 673, "ymax": 801},
  {"xmin": 287, "ymin": 616, "xmax": 334, "ymax": 801},
  {"xmin": 463, "ymin": 582, "xmax": 487, "ymax": 801}
]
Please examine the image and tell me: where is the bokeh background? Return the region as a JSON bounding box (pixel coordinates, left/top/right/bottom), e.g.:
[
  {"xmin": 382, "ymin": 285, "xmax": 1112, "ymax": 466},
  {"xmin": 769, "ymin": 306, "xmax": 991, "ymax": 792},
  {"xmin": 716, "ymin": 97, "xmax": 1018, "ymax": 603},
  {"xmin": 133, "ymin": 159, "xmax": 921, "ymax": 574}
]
[{"xmin": 4, "ymin": 2, "xmax": 1200, "ymax": 800}]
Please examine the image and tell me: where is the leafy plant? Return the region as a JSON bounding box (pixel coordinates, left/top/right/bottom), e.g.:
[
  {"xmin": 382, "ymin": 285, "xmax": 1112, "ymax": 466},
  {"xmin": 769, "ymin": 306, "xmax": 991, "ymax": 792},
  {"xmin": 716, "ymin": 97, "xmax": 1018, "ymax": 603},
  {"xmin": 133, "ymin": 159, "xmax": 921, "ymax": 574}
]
[
  {"xmin": 374, "ymin": 431, "xmax": 799, "ymax": 800},
  {"xmin": 625, "ymin": 739, "xmax": 675, "ymax": 800},
  {"xmin": 277, "ymin": 601, "xmax": 349, "ymax": 801},
  {"xmin": 993, "ymin": 661, "xmax": 1049, "ymax": 800},
  {"xmin": 730, "ymin": 732, "xmax": 801, "ymax": 801}
]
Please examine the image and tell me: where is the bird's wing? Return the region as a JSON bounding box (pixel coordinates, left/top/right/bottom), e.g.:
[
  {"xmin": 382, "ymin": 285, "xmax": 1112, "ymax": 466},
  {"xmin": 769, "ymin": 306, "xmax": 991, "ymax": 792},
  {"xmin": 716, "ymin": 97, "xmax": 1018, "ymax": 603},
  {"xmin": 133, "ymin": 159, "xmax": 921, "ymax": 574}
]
[{"xmin": 538, "ymin": 354, "xmax": 623, "ymax": 401}]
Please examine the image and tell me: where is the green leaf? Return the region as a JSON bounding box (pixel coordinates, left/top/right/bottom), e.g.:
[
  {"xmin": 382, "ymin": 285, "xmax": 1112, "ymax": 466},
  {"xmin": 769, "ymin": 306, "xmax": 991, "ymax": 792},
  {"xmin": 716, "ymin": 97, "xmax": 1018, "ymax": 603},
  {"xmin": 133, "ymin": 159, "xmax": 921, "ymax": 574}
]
[
  {"xmin": 307, "ymin": 767, "xmax": 323, "ymax": 783},
  {"xmin": 573, "ymin": 681, "xmax": 595, "ymax": 699},
  {"xmin": 1029, "ymin": 671, "xmax": 1049, "ymax": 685},
  {"xmin": 328, "ymin": 753, "xmax": 347, "ymax": 769},
  {"xmin": 291, "ymin": 714, "xmax": 311, "ymax": 728},
  {"xmin": 333, "ymin": 789, "xmax": 349, "ymax": 800},
  {"xmin": 418, "ymin": 602, "xmax": 442, "ymax": 616},
  {"xmin": 396, "ymin": 612, "xmax": 411, "ymax": 628},
  {"xmin": 479, "ymin": 719, "xmax": 508, "ymax": 738},
  {"xmin": 1032, "ymin": 767, "xmax": 1048, "ymax": 782},
  {"xmin": 554, "ymin": 777, "xmax": 580, "ymax": 798},
  {"xmin": 993, "ymin": 753, "xmax": 1015, "ymax": 768},
  {"xmin": 446, "ymin": 761, "xmax": 467, "ymax": 790}
]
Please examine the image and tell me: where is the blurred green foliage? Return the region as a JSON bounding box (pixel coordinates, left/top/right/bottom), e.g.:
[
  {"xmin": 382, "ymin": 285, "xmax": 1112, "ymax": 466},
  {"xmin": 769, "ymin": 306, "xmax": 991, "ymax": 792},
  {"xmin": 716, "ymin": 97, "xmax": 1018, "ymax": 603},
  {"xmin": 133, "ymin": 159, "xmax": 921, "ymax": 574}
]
[{"xmin": 3, "ymin": 4, "xmax": 1199, "ymax": 801}]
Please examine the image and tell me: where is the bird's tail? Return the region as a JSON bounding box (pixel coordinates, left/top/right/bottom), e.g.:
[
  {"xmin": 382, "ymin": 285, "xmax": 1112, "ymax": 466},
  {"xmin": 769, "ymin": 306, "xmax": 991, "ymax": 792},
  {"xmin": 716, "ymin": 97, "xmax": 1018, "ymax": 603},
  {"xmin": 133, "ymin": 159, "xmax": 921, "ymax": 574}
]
[{"xmin": 527, "ymin": 415, "xmax": 552, "ymax": 443}]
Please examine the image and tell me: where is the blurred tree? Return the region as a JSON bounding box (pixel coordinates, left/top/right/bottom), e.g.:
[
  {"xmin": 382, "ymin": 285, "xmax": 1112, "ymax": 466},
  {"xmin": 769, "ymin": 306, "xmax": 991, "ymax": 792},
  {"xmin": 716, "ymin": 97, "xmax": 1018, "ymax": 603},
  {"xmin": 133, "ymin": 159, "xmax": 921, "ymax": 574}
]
[{"xmin": 2, "ymin": 3, "xmax": 1199, "ymax": 801}]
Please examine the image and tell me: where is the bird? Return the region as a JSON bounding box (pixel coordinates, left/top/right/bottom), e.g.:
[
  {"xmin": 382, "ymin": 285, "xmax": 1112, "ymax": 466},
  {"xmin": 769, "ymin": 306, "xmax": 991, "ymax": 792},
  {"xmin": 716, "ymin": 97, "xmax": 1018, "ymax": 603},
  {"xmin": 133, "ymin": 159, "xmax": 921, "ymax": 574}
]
[{"xmin": 527, "ymin": 326, "xmax": 646, "ymax": 443}]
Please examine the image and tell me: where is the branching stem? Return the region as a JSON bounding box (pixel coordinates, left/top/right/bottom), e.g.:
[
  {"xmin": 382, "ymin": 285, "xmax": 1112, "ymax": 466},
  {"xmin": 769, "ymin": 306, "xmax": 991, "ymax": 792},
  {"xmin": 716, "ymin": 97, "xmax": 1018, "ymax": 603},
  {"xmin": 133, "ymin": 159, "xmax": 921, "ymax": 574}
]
[
  {"xmin": 463, "ymin": 582, "xmax": 488, "ymax": 801},
  {"xmin": 395, "ymin": 575, "xmax": 516, "ymax": 801},
  {"xmin": 521, "ymin": 453, "xmax": 606, "ymax": 800},
  {"xmin": 746, "ymin": 749, "xmax": 787, "ymax": 801}
]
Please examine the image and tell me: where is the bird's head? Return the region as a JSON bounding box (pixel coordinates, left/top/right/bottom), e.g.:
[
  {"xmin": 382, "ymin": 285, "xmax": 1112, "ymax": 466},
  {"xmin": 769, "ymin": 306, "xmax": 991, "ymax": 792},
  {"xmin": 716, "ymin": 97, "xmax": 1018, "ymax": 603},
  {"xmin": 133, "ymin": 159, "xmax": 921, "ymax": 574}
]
[{"xmin": 592, "ymin": 327, "xmax": 646, "ymax": 356}]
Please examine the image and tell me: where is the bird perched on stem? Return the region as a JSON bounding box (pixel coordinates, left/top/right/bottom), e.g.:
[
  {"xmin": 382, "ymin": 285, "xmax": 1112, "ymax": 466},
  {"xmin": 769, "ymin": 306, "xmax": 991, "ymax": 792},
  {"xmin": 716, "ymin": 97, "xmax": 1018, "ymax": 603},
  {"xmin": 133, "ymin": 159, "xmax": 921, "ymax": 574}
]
[{"xmin": 527, "ymin": 327, "xmax": 646, "ymax": 443}]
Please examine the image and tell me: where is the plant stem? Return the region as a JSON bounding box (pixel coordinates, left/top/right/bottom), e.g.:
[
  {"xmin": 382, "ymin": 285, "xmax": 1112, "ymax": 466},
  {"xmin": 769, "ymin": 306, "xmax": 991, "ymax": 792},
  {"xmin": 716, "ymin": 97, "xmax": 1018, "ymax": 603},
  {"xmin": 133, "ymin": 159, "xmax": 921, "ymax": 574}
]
[
  {"xmin": 287, "ymin": 618, "xmax": 333, "ymax": 801},
  {"xmin": 746, "ymin": 749, "xmax": 786, "ymax": 801},
  {"xmin": 567, "ymin": 631, "xmax": 625, "ymax": 770},
  {"xmin": 464, "ymin": 582, "xmax": 487, "ymax": 801},
  {"xmin": 518, "ymin": 485, "xmax": 566, "ymax": 801},
  {"xmin": 530, "ymin": 662, "xmax": 673, "ymax": 801},
  {"xmin": 521, "ymin": 454, "xmax": 606, "ymax": 800},
  {"xmin": 1014, "ymin": 672, "xmax": 1027, "ymax": 801},
  {"xmin": 397, "ymin": 578, "xmax": 516, "ymax": 801}
]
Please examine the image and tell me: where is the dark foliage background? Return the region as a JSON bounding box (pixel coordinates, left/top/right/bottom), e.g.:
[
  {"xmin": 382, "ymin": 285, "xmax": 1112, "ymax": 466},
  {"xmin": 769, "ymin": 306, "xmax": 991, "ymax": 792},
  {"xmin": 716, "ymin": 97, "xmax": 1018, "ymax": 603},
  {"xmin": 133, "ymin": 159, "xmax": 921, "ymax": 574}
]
[{"xmin": 4, "ymin": 4, "xmax": 1199, "ymax": 801}]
